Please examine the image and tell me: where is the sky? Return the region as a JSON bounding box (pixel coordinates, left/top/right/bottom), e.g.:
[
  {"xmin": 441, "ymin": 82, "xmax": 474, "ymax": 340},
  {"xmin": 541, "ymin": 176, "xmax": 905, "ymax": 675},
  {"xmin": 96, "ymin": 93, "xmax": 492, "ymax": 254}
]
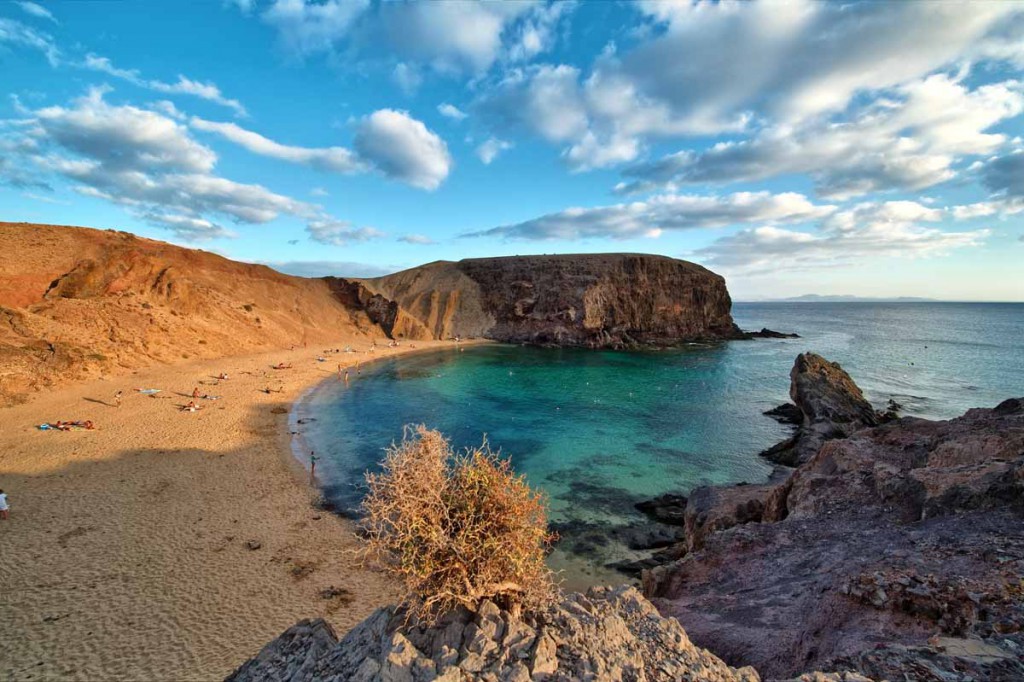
[{"xmin": 1, "ymin": 0, "xmax": 1023, "ymax": 301}]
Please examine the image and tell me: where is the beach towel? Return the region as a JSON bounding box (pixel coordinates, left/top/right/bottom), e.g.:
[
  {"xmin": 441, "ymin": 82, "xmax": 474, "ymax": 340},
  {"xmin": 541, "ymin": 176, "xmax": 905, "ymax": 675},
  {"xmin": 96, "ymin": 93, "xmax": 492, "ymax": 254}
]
[{"xmin": 135, "ymin": 388, "xmax": 161, "ymax": 395}]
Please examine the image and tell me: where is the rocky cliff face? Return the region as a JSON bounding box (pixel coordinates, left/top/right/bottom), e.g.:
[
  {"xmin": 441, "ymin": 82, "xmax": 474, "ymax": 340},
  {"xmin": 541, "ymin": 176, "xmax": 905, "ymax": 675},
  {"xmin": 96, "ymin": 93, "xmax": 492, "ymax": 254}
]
[
  {"xmin": 638, "ymin": 356, "xmax": 1024, "ymax": 680},
  {"xmin": 358, "ymin": 254, "xmax": 741, "ymax": 348},
  {"xmin": 227, "ymin": 586, "xmax": 760, "ymax": 682}
]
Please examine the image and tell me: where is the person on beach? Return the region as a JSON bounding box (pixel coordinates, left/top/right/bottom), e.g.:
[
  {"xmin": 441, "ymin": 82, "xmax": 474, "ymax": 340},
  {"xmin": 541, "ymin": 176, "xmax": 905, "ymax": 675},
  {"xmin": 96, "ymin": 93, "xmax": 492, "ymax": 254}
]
[
  {"xmin": 0, "ymin": 489, "xmax": 8, "ymax": 520},
  {"xmin": 192, "ymin": 387, "xmax": 200, "ymax": 399},
  {"xmin": 217, "ymin": 373, "xmax": 229, "ymax": 380},
  {"xmin": 114, "ymin": 390, "xmax": 123, "ymax": 407}
]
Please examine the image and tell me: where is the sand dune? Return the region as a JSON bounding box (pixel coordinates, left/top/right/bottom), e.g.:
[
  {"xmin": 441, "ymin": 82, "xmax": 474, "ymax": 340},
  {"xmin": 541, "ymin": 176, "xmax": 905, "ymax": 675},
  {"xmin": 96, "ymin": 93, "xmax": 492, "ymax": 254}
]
[{"xmin": 0, "ymin": 339, "xmax": 464, "ymax": 681}]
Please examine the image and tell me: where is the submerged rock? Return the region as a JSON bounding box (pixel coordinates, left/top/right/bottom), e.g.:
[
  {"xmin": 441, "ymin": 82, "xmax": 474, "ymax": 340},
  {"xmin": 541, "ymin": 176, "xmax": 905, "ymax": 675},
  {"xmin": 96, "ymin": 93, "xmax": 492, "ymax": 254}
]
[{"xmin": 227, "ymin": 586, "xmax": 761, "ymax": 682}]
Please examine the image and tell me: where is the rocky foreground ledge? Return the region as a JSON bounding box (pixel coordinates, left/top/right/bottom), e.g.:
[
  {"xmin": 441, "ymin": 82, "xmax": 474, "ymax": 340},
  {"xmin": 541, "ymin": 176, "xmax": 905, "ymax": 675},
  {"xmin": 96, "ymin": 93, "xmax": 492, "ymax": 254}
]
[{"xmin": 228, "ymin": 585, "xmax": 868, "ymax": 681}]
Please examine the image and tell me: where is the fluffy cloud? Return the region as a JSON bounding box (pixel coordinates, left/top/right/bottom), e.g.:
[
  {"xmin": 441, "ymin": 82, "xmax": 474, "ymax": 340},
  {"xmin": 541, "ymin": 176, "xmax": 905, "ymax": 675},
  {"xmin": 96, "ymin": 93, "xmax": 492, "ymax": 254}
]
[
  {"xmin": 694, "ymin": 201, "xmax": 989, "ymax": 273},
  {"xmin": 617, "ymin": 75, "xmax": 1024, "ymax": 198},
  {"xmin": 190, "ymin": 111, "xmax": 451, "ymax": 189},
  {"xmin": 36, "ymin": 87, "xmax": 217, "ymax": 174},
  {"xmin": 18, "ymin": 2, "xmax": 56, "ymax": 23},
  {"xmin": 306, "ymin": 219, "xmax": 386, "ymax": 245},
  {"xmin": 81, "ymin": 54, "xmax": 247, "ymax": 116},
  {"xmin": 353, "ymin": 109, "xmax": 451, "ymax": 190},
  {"xmin": 437, "ymin": 103, "xmax": 467, "ymax": 121},
  {"xmin": 257, "ymin": 0, "xmax": 569, "ymax": 74},
  {"xmin": 4, "ymin": 87, "xmax": 366, "ymax": 242},
  {"xmin": 476, "ymin": 1, "xmax": 1024, "ymax": 171},
  {"xmin": 475, "ymin": 137, "xmax": 512, "ymax": 165},
  {"xmin": 191, "ymin": 117, "xmax": 363, "ymax": 173},
  {"xmin": 467, "ymin": 191, "xmax": 834, "ymax": 241},
  {"xmin": 261, "ymin": 0, "xmax": 369, "ymax": 59},
  {"xmin": 392, "ymin": 62, "xmax": 423, "ymax": 96}
]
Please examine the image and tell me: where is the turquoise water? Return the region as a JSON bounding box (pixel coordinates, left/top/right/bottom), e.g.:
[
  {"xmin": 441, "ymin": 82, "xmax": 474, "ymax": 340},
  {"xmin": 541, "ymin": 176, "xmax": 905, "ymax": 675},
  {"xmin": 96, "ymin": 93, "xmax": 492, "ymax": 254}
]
[{"xmin": 295, "ymin": 302, "xmax": 1024, "ymax": 586}]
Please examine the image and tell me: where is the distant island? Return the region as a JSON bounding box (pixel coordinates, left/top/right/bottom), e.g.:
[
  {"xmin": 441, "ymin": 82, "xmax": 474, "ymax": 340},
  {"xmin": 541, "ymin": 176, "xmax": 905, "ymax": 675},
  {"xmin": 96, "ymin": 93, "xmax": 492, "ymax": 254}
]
[{"xmin": 751, "ymin": 294, "xmax": 938, "ymax": 303}]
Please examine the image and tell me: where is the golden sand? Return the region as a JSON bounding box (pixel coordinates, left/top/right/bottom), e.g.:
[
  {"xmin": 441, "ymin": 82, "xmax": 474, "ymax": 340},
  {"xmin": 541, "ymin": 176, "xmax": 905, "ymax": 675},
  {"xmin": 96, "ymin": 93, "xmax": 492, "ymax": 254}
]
[{"xmin": 0, "ymin": 339, "xmax": 463, "ymax": 681}]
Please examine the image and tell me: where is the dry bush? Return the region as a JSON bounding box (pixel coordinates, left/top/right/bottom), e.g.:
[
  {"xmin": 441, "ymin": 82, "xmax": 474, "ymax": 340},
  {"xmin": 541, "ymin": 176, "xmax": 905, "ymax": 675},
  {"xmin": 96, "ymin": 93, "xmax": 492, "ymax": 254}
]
[{"xmin": 361, "ymin": 425, "xmax": 556, "ymax": 619}]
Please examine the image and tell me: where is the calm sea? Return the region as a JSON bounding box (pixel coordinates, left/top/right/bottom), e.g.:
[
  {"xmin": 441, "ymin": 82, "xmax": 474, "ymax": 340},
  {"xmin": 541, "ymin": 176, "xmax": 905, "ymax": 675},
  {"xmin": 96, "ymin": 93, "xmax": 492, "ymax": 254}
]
[{"xmin": 294, "ymin": 302, "xmax": 1024, "ymax": 587}]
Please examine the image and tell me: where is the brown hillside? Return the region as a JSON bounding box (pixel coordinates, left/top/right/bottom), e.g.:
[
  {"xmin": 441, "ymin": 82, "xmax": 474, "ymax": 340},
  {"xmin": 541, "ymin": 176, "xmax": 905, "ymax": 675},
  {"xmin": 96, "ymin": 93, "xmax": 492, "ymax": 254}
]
[{"xmin": 0, "ymin": 222, "xmax": 381, "ymax": 405}]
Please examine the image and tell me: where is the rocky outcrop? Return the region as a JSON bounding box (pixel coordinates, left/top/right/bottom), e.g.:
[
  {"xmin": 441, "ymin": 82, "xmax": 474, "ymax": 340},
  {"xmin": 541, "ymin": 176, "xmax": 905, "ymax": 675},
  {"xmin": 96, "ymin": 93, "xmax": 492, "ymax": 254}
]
[
  {"xmin": 642, "ymin": 369, "xmax": 1024, "ymax": 679},
  {"xmin": 227, "ymin": 586, "xmax": 760, "ymax": 682},
  {"xmin": 357, "ymin": 254, "xmax": 743, "ymax": 348},
  {"xmin": 760, "ymin": 353, "xmax": 878, "ymax": 466}
]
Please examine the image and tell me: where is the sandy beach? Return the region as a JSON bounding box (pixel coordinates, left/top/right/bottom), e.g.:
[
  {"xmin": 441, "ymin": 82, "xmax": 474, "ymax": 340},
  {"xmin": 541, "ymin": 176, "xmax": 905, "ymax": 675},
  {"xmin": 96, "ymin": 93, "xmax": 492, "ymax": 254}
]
[{"xmin": 0, "ymin": 339, "xmax": 464, "ymax": 681}]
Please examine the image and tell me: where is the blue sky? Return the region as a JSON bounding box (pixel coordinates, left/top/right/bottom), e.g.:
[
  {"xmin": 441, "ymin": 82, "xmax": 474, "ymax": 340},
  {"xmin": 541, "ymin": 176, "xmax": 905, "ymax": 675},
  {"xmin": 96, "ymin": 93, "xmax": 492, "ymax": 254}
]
[{"xmin": 2, "ymin": 0, "xmax": 1023, "ymax": 300}]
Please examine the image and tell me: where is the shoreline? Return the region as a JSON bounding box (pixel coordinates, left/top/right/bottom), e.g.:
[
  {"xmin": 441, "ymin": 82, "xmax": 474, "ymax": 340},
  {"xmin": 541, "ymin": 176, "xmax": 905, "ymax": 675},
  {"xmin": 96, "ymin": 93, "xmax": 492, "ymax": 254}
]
[{"xmin": 0, "ymin": 338, "xmax": 468, "ymax": 681}]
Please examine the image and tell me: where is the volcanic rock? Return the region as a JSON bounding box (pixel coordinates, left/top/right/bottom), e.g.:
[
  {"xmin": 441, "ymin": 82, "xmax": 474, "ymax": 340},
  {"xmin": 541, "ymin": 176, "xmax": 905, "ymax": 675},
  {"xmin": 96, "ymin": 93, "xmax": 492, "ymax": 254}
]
[
  {"xmin": 645, "ymin": 380, "xmax": 1024, "ymax": 679},
  {"xmin": 355, "ymin": 254, "xmax": 743, "ymax": 348},
  {"xmin": 227, "ymin": 586, "xmax": 761, "ymax": 682},
  {"xmin": 760, "ymin": 353, "xmax": 878, "ymax": 466}
]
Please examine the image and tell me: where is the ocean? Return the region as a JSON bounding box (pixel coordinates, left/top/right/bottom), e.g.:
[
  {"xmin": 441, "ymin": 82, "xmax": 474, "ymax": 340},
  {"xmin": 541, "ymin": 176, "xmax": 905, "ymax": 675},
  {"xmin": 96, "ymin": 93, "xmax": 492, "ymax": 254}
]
[{"xmin": 294, "ymin": 302, "xmax": 1024, "ymax": 587}]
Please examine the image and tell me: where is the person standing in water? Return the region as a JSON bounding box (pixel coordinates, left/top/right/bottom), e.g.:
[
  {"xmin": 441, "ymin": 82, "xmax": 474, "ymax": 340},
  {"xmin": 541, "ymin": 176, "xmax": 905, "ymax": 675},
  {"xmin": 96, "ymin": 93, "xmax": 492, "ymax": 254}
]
[{"xmin": 0, "ymin": 489, "xmax": 9, "ymax": 520}]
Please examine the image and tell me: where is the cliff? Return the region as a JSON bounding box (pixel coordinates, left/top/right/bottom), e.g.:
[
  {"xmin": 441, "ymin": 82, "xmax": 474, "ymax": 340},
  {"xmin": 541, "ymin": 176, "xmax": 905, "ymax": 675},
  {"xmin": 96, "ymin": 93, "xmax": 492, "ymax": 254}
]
[
  {"xmin": 0, "ymin": 223, "xmax": 383, "ymax": 404},
  {"xmin": 358, "ymin": 254, "xmax": 741, "ymax": 348},
  {"xmin": 0, "ymin": 225, "xmax": 747, "ymax": 404},
  {"xmin": 637, "ymin": 356, "xmax": 1024, "ymax": 680}
]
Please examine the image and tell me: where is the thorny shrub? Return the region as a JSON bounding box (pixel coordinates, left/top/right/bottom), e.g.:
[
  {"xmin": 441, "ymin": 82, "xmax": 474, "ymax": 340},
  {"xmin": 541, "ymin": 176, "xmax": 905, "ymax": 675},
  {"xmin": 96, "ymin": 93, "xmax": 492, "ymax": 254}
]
[{"xmin": 360, "ymin": 426, "xmax": 556, "ymax": 620}]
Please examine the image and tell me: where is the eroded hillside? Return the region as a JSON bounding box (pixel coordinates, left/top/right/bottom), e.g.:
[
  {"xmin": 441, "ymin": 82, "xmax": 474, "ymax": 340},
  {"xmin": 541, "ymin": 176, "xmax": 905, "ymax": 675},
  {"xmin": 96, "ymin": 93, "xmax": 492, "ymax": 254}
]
[{"xmin": 0, "ymin": 223, "xmax": 381, "ymax": 404}]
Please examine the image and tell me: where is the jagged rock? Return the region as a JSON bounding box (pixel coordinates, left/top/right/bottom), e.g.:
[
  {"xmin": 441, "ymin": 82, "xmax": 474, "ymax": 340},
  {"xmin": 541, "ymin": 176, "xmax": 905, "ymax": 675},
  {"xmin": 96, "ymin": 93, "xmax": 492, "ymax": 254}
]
[
  {"xmin": 227, "ymin": 586, "xmax": 761, "ymax": 682},
  {"xmin": 683, "ymin": 483, "xmax": 774, "ymax": 552},
  {"xmin": 763, "ymin": 403, "xmax": 803, "ymax": 426},
  {"xmin": 743, "ymin": 328, "xmax": 800, "ymax": 339},
  {"xmin": 760, "ymin": 353, "xmax": 878, "ymax": 466},
  {"xmin": 648, "ymin": 384, "xmax": 1024, "ymax": 679},
  {"xmin": 354, "ymin": 254, "xmax": 743, "ymax": 348}
]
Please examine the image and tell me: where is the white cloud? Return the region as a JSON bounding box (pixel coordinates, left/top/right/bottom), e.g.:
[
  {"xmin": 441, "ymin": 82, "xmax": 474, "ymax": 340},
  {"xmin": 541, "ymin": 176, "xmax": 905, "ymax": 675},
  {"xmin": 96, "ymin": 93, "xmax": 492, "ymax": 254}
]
[
  {"xmin": 306, "ymin": 219, "xmax": 386, "ymax": 245},
  {"xmin": 353, "ymin": 109, "xmax": 451, "ymax": 190},
  {"xmin": 81, "ymin": 54, "xmax": 248, "ymax": 116},
  {"xmin": 142, "ymin": 212, "xmax": 234, "ymax": 241},
  {"xmin": 467, "ymin": 191, "xmax": 834, "ymax": 241},
  {"xmin": 397, "ymin": 233, "xmax": 436, "ymax": 245},
  {"xmin": 18, "ymin": 2, "xmax": 56, "ymax": 23},
  {"xmin": 378, "ymin": 1, "xmax": 533, "ymax": 73},
  {"xmin": 0, "ymin": 17, "xmax": 59, "ymax": 65},
  {"xmin": 191, "ymin": 117, "xmax": 363, "ymax": 173},
  {"xmin": 475, "ymin": 1, "xmax": 1024, "ymax": 172},
  {"xmin": 37, "ymin": 87, "xmax": 217, "ymax": 174},
  {"xmin": 694, "ymin": 200, "xmax": 989, "ymax": 274},
  {"xmin": 392, "ymin": 62, "xmax": 422, "ymax": 96},
  {"xmin": 310, "ymin": 186, "xmax": 329, "ymax": 197},
  {"xmin": 261, "ymin": 0, "xmax": 370, "ymax": 59},
  {"xmin": 437, "ymin": 103, "xmax": 467, "ymax": 121},
  {"xmin": 475, "ymin": 137, "xmax": 512, "ymax": 165},
  {"xmin": 617, "ymin": 75, "xmax": 1024, "ymax": 198},
  {"xmin": 257, "ymin": 0, "xmax": 569, "ymax": 74},
  {"xmin": 3, "ymin": 87, "xmax": 367, "ymax": 243}
]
